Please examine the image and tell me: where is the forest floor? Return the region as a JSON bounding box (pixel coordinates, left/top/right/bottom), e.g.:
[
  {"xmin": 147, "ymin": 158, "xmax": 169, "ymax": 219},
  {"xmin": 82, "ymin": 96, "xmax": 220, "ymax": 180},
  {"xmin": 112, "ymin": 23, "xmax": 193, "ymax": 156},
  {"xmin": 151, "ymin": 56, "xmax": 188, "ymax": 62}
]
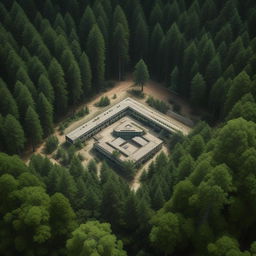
[{"xmin": 23, "ymin": 78, "xmax": 193, "ymax": 190}]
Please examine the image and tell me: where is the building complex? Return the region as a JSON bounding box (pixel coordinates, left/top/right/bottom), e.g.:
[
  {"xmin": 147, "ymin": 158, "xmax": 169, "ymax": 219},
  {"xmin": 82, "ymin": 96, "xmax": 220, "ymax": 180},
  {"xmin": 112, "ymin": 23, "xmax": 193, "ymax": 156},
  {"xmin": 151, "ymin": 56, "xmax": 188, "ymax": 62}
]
[
  {"xmin": 65, "ymin": 97, "xmax": 189, "ymax": 168},
  {"xmin": 66, "ymin": 97, "xmax": 187, "ymax": 144}
]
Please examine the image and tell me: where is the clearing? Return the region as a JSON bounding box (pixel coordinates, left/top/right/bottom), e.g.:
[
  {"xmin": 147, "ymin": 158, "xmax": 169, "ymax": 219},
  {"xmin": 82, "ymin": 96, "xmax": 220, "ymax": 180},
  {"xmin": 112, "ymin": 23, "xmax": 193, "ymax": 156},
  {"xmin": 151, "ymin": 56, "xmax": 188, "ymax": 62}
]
[{"xmin": 23, "ymin": 79, "xmax": 194, "ymax": 190}]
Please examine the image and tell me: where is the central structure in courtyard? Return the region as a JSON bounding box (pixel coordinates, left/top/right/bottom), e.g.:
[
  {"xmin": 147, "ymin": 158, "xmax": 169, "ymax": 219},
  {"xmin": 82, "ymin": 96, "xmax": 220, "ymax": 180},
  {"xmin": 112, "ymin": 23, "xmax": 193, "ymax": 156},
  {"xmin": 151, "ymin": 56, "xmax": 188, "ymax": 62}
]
[{"xmin": 66, "ymin": 97, "xmax": 187, "ymax": 167}]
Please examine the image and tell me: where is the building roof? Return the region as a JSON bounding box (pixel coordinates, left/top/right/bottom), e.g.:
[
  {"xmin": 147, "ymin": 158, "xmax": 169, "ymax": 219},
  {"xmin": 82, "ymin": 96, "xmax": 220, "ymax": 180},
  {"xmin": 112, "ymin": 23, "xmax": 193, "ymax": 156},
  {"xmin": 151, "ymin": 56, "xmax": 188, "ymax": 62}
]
[
  {"xmin": 66, "ymin": 97, "xmax": 187, "ymax": 141},
  {"xmin": 114, "ymin": 120, "xmax": 143, "ymax": 134}
]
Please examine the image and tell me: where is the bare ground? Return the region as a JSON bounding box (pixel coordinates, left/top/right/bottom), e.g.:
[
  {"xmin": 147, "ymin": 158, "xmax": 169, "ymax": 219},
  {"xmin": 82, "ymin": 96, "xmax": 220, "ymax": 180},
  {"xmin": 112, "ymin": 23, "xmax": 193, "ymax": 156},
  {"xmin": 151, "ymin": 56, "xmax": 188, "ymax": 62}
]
[{"xmin": 22, "ymin": 79, "xmax": 193, "ymax": 190}]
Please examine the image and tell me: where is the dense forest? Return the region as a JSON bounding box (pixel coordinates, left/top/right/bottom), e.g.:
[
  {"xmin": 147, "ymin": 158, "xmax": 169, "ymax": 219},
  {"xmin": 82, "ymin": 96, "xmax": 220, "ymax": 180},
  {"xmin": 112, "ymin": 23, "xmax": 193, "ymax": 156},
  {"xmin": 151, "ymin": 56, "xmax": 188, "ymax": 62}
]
[{"xmin": 1, "ymin": 0, "xmax": 256, "ymax": 255}]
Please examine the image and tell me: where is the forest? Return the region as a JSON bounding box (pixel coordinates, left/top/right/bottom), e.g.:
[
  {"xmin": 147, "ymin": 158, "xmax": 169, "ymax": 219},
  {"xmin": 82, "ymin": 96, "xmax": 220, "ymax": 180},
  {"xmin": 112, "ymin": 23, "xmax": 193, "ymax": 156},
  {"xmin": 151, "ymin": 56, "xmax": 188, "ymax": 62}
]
[{"xmin": 0, "ymin": 0, "xmax": 256, "ymax": 255}]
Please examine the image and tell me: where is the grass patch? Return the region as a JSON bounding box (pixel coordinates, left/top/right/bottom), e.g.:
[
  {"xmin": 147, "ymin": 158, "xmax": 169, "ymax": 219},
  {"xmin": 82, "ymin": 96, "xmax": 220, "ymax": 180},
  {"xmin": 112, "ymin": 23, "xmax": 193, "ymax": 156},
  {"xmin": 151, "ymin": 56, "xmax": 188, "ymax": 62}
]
[
  {"xmin": 95, "ymin": 96, "xmax": 110, "ymax": 107},
  {"xmin": 146, "ymin": 96, "xmax": 169, "ymax": 113},
  {"xmin": 128, "ymin": 89, "xmax": 145, "ymax": 98}
]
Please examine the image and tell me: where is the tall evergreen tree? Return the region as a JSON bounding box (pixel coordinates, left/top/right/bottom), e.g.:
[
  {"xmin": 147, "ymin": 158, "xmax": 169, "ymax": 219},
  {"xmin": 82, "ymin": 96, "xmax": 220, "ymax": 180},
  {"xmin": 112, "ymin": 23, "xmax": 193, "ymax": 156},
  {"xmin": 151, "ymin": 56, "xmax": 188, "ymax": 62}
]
[
  {"xmin": 48, "ymin": 58, "xmax": 68, "ymax": 116},
  {"xmin": 24, "ymin": 106, "xmax": 43, "ymax": 151},
  {"xmin": 87, "ymin": 24, "xmax": 105, "ymax": 90},
  {"xmin": 79, "ymin": 52, "xmax": 92, "ymax": 97},
  {"xmin": 112, "ymin": 23, "xmax": 129, "ymax": 80},
  {"xmin": 0, "ymin": 79, "xmax": 19, "ymax": 119},
  {"xmin": 133, "ymin": 16, "xmax": 149, "ymax": 63},
  {"xmin": 14, "ymin": 81, "xmax": 35, "ymax": 121},
  {"xmin": 190, "ymin": 73, "xmax": 206, "ymax": 107},
  {"xmin": 79, "ymin": 6, "xmax": 96, "ymax": 49},
  {"xmin": 133, "ymin": 59, "xmax": 150, "ymax": 92},
  {"xmin": 3, "ymin": 114, "xmax": 26, "ymax": 154},
  {"xmin": 37, "ymin": 93, "xmax": 54, "ymax": 136},
  {"xmin": 38, "ymin": 74, "xmax": 55, "ymax": 104}
]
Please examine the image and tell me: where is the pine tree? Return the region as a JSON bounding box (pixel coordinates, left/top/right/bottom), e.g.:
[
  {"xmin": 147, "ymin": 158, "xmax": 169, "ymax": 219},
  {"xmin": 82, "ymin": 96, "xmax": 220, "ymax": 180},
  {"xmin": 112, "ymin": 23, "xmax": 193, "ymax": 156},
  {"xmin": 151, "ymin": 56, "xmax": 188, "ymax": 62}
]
[
  {"xmin": 25, "ymin": 106, "xmax": 43, "ymax": 151},
  {"xmin": 79, "ymin": 6, "xmax": 96, "ymax": 49},
  {"xmin": 38, "ymin": 74, "xmax": 55, "ymax": 104},
  {"xmin": 79, "ymin": 52, "xmax": 92, "ymax": 97},
  {"xmin": 149, "ymin": 23, "xmax": 164, "ymax": 75},
  {"xmin": 113, "ymin": 5, "xmax": 129, "ymax": 41},
  {"xmin": 87, "ymin": 24, "xmax": 105, "ymax": 90},
  {"xmin": 3, "ymin": 114, "xmax": 26, "ymax": 154},
  {"xmin": 199, "ymin": 39, "xmax": 216, "ymax": 74},
  {"xmin": 224, "ymin": 71, "xmax": 252, "ymax": 114},
  {"xmin": 149, "ymin": 3, "xmax": 163, "ymax": 27},
  {"xmin": 205, "ymin": 54, "xmax": 222, "ymax": 91},
  {"xmin": 112, "ymin": 23, "xmax": 129, "ymax": 80},
  {"xmin": 16, "ymin": 67, "xmax": 37, "ymax": 99},
  {"xmin": 182, "ymin": 42, "xmax": 198, "ymax": 96},
  {"xmin": 133, "ymin": 16, "xmax": 149, "ymax": 63},
  {"xmin": 48, "ymin": 58, "xmax": 68, "ymax": 116},
  {"xmin": 169, "ymin": 66, "xmax": 179, "ymax": 92},
  {"xmin": 0, "ymin": 79, "xmax": 19, "ymax": 119},
  {"xmin": 37, "ymin": 93, "xmax": 54, "ymax": 136},
  {"xmin": 190, "ymin": 73, "xmax": 206, "ymax": 107},
  {"xmin": 14, "ymin": 81, "xmax": 35, "ymax": 121},
  {"xmin": 133, "ymin": 59, "xmax": 150, "ymax": 92}
]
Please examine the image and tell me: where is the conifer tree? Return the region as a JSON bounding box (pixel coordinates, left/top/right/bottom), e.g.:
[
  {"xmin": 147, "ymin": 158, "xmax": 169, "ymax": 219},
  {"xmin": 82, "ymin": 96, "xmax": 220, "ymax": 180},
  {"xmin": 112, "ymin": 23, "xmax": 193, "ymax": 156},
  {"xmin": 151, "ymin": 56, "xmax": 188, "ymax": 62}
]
[
  {"xmin": 149, "ymin": 23, "xmax": 164, "ymax": 74},
  {"xmin": 113, "ymin": 5, "xmax": 129, "ymax": 41},
  {"xmin": 205, "ymin": 54, "xmax": 222, "ymax": 90},
  {"xmin": 190, "ymin": 73, "xmax": 206, "ymax": 107},
  {"xmin": 149, "ymin": 3, "xmax": 163, "ymax": 27},
  {"xmin": 16, "ymin": 67, "xmax": 37, "ymax": 99},
  {"xmin": 87, "ymin": 24, "xmax": 105, "ymax": 90},
  {"xmin": 3, "ymin": 114, "xmax": 26, "ymax": 154},
  {"xmin": 48, "ymin": 58, "xmax": 68, "ymax": 116},
  {"xmin": 0, "ymin": 79, "xmax": 19, "ymax": 119},
  {"xmin": 133, "ymin": 59, "xmax": 150, "ymax": 92},
  {"xmin": 79, "ymin": 52, "xmax": 92, "ymax": 97},
  {"xmin": 182, "ymin": 42, "xmax": 198, "ymax": 95},
  {"xmin": 113, "ymin": 23, "xmax": 129, "ymax": 80},
  {"xmin": 14, "ymin": 81, "xmax": 35, "ymax": 121},
  {"xmin": 37, "ymin": 93, "xmax": 54, "ymax": 136},
  {"xmin": 133, "ymin": 16, "xmax": 149, "ymax": 63},
  {"xmin": 25, "ymin": 106, "xmax": 43, "ymax": 151},
  {"xmin": 38, "ymin": 74, "xmax": 55, "ymax": 104},
  {"xmin": 79, "ymin": 6, "xmax": 96, "ymax": 49}
]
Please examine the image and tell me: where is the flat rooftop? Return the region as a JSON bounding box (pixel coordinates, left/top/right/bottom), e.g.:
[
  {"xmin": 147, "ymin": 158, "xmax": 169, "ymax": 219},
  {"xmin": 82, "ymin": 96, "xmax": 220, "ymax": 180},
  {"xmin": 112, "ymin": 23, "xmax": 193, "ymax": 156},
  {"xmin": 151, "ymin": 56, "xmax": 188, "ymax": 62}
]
[
  {"xmin": 95, "ymin": 124, "xmax": 163, "ymax": 163},
  {"xmin": 66, "ymin": 97, "xmax": 189, "ymax": 142}
]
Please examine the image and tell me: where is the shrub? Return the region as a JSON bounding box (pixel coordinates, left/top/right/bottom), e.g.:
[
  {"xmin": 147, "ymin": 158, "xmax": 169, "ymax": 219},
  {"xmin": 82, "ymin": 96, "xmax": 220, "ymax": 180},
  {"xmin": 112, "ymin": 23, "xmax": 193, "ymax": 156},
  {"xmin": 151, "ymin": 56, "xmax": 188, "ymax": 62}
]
[
  {"xmin": 112, "ymin": 94, "xmax": 117, "ymax": 99},
  {"xmin": 44, "ymin": 135, "xmax": 59, "ymax": 154},
  {"xmin": 128, "ymin": 89, "xmax": 145, "ymax": 98},
  {"xmin": 60, "ymin": 106, "xmax": 89, "ymax": 130},
  {"xmin": 146, "ymin": 96, "xmax": 169, "ymax": 113},
  {"xmin": 95, "ymin": 96, "xmax": 110, "ymax": 107},
  {"xmin": 74, "ymin": 140, "xmax": 83, "ymax": 150}
]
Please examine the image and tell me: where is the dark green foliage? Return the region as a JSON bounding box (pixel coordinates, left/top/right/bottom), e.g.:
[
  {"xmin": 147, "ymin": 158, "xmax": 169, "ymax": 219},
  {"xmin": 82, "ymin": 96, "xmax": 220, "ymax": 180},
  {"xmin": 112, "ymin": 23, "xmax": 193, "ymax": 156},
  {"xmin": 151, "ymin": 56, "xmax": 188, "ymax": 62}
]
[
  {"xmin": 66, "ymin": 221, "xmax": 127, "ymax": 256},
  {"xmin": 146, "ymin": 96, "xmax": 169, "ymax": 113},
  {"xmin": 133, "ymin": 59, "xmax": 150, "ymax": 92},
  {"xmin": 87, "ymin": 24, "xmax": 105, "ymax": 90},
  {"xmin": 3, "ymin": 114, "xmax": 26, "ymax": 154},
  {"xmin": 25, "ymin": 106, "xmax": 43, "ymax": 151},
  {"xmin": 37, "ymin": 93, "xmax": 54, "ymax": 136},
  {"xmin": 95, "ymin": 96, "xmax": 110, "ymax": 107},
  {"xmin": 79, "ymin": 52, "xmax": 92, "ymax": 97},
  {"xmin": 0, "ymin": 79, "xmax": 19, "ymax": 118},
  {"xmin": 14, "ymin": 81, "xmax": 35, "ymax": 120},
  {"xmin": 190, "ymin": 73, "xmax": 206, "ymax": 107},
  {"xmin": 48, "ymin": 58, "xmax": 68, "ymax": 116},
  {"xmin": 1, "ymin": 1, "xmax": 256, "ymax": 256},
  {"xmin": 44, "ymin": 135, "xmax": 59, "ymax": 154}
]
